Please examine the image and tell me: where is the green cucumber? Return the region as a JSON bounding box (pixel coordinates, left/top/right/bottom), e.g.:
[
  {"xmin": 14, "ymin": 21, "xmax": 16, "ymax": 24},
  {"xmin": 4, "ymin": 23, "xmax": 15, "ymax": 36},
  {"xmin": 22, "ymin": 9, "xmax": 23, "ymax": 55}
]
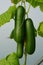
[
  {"xmin": 15, "ymin": 6, "xmax": 25, "ymax": 58},
  {"xmin": 17, "ymin": 43, "xmax": 24, "ymax": 58},
  {"xmin": 15, "ymin": 6, "xmax": 25, "ymax": 43},
  {"xmin": 25, "ymin": 18, "xmax": 35, "ymax": 55}
]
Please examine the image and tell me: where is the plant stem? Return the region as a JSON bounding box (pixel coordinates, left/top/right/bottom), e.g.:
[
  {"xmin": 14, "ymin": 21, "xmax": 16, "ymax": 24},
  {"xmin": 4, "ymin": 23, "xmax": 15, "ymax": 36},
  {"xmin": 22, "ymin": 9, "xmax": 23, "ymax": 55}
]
[
  {"xmin": 26, "ymin": 0, "xmax": 33, "ymax": 18},
  {"xmin": 23, "ymin": 42, "xmax": 27, "ymax": 65},
  {"xmin": 26, "ymin": 4, "xmax": 31, "ymax": 18},
  {"xmin": 24, "ymin": 47, "xmax": 27, "ymax": 65},
  {"xmin": 23, "ymin": 0, "xmax": 27, "ymax": 65}
]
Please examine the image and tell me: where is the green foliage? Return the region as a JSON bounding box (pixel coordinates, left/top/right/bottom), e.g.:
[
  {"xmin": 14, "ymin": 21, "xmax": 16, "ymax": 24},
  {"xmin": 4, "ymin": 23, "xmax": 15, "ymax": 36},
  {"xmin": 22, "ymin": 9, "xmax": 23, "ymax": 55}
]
[
  {"xmin": 0, "ymin": 5, "xmax": 16, "ymax": 27},
  {"xmin": 39, "ymin": 3, "xmax": 43, "ymax": 12},
  {"xmin": 37, "ymin": 22, "xmax": 43, "ymax": 37},
  {"xmin": 11, "ymin": 0, "xmax": 21, "ymax": 4},
  {"xmin": 7, "ymin": 52, "xmax": 20, "ymax": 65},
  {"xmin": 26, "ymin": 0, "xmax": 43, "ymax": 12},
  {"xmin": 8, "ymin": 5, "xmax": 16, "ymax": 18},
  {"xmin": 11, "ymin": 0, "xmax": 43, "ymax": 12},
  {"xmin": 0, "ymin": 52, "xmax": 20, "ymax": 65},
  {"xmin": 0, "ymin": 58, "xmax": 9, "ymax": 65},
  {"xmin": 26, "ymin": 0, "xmax": 38, "ymax": 8},
  {"xmin": 36, "ymin": 0, "xmax": 43, "ymax": 3}
]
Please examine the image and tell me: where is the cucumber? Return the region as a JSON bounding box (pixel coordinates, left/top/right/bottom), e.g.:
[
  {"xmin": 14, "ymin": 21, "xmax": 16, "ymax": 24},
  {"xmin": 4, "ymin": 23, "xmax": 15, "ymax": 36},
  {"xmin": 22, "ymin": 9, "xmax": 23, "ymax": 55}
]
[
  {"xmin": 10, "ymin": 28, "xmax": 24, "ymax": 58},
  {"xmin": 15, "ymin": 6, "xmax": 25, "ymax": 58},
  {"xmin": 17, "ymin": 43, "xmax": 24, "ymax": 58},
  {"xmin": 15, "ymin": 6, "xmax": 25, "ymax": 43},
  {"xmin": 25, "ymin": 18, "xmax": 35, "ymax": 55}
]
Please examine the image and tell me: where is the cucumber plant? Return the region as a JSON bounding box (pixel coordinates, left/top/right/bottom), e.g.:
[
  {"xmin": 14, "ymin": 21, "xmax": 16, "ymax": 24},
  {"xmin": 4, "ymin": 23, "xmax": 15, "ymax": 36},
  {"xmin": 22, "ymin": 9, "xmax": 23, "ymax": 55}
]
[{"xmin": 0, "ymin": 0, "xmax": 43, "ymax": 65}]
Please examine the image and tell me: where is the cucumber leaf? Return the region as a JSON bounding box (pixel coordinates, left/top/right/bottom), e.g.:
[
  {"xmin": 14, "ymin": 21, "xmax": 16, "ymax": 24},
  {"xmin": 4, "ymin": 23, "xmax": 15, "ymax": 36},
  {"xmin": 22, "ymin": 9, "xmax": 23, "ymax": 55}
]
[
  {"xmin": 0, "ymin": 58, "xmax": 9, "ymax": 65},
  {"xmin": 11, "ymin": 0, "xmax": 21, "ymax": 4},
  {"xmin": 37, "ymin": 22, "xmax": 43, "ymax": 37},
  {"xmin": 0, "ymin": 52, "xmax": 20, "ymax": 65},
  {"xmin": 7, "ymin": 52, "xmax": 20, "ymax": 65},
  {"xmin": 39, "ymin": 3, "xmax": 43, "ymax": 12},
  {"xmin": 26, "ymin": 0, "xmax": 43, "ymax": 12},
  {"xmin": 0, "ymin": 5, "xmax": 16, "ymax": 27},
  {"xmin": 26, "ymin": 0, "xmax": 39, "ymax": 8},
  {"xmin": 36, "ymin": 0, "xmax": 43, "ymax": 3}
]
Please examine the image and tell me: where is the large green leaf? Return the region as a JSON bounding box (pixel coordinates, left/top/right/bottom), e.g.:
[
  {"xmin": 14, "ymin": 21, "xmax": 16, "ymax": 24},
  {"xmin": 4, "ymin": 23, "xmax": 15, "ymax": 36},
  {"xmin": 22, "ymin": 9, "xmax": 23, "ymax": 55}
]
[
  {"xmin": 36, "ymin": 0, "xmax": 43, "ymax": 3},
  {"xmin": 34, "ymin": 0, "xmax": 43, "ymax": 12},
  {"xmin": 0, "ymin": 5, "xmax": 16, "ymax": 27},
  {"xmin": 26, "ymin": 0, "xmax": 43, "ymax": 12},
  {"xmin": 26, "ymin": 0, "xmax": 39, "ymax": 8},
  {"xmin": 37, "ymin": 22, "xmax": 43, "ymax": 37},
  {"xmin": 39, "ymin": 3, "xmax": 43, "ymax": 12},
  {"xmin": 0, "ymin": 52, "xmax": 20, "ymax": 65},
  {"xmin": 11, "ymin": 0, "xmax": 21, "ymax": 4},
  {"xmin": 0, "ymin": 58, "xmax": 9, "ymax": 65},
  {"xmin": 7, "ymin": 52, "xmax": 20, "ymax": 65}
]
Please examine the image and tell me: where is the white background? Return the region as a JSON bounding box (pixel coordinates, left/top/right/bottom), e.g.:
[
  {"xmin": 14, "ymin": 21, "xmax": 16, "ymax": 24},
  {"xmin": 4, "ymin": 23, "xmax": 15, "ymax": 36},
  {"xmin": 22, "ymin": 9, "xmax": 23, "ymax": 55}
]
[{"xmin": 0, "ymin": 0, "xmax": 43, "ymax": 65}]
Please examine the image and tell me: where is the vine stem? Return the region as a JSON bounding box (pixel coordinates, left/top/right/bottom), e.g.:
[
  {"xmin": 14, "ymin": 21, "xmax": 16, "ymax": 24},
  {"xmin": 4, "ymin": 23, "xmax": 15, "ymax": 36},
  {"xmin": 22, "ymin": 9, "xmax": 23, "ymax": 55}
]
[
  {"xmin": 21, "ymin": 0, "xmax": 31, "ymax": 65},
  {"xmin": 23, "ymin": 0, "xmax": 27, "ymax": 65},
  {"xmin": 26, "ymin": 4, "xmax": 31, "ymax": 18},
  {"xmin": 24, "ymin": 43, "xmax": 27, "ymax": 65}
]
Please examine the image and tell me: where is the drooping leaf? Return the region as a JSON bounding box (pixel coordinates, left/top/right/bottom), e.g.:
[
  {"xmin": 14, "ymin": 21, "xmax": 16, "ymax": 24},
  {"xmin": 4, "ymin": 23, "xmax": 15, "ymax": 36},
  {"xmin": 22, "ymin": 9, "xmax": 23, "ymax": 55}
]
[
  {"xmin": 7, "ymin": 52, "xmax": 20, "ymax": 65},
  {"xmin": 11, "ymin": 0, "xmax": 21, "ymax": 4},
  {"xmin": 37, "ymin": 22, "xmax": 43, "ymax": 37},
  {"xmin": 9, "ymin": 28, "xmax": 16, "ymax": 40},
  {"xmin": 0, "ymin": 5, "xmax": 16, "ymax": 27},
  {"xmin": 8, "ymin": 5, "xmax": 16, "ymax": 18}
]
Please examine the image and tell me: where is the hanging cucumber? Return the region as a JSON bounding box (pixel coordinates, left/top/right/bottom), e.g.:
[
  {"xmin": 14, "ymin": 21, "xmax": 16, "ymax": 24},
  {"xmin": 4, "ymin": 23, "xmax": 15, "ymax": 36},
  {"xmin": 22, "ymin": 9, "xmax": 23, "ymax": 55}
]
[
  {"xmin": 15, "ymin": 6, "xmax": 25, "ymax": 43},
  {"xmin": 17, "ymin": 43, "xmax": 24, "ymax": 58},
  {"xmin": 15, "ymin": 6, "xmax": 25, "ymax": 58},
  {"xmin": 25, "ymin": 18, "xmax": 35, "ymax": 55},
  {"xmin": 10, "ymin": 29, "xmax": 24, "ymax": 58}
]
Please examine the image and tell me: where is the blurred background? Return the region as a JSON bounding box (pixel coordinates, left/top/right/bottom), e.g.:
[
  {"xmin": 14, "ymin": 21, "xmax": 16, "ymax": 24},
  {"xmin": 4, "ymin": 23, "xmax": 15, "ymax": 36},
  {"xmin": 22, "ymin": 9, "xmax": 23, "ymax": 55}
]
[{"xmin": 0, "ymin": 0, "xmax": 43, "ymax": 65}]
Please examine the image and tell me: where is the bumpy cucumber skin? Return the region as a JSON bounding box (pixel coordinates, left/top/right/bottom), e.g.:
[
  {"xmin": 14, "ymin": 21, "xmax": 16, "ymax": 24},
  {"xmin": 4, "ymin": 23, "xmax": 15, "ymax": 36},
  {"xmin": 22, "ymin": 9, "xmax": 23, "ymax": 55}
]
[
  {"xmin": 15, "ymin": 6, "xmax": 25, "ymax": 43},
  {"xmin": 25, "ymin": 18, "xmax": 35, "ymax": 55},
  {"xmin": 15, "ymin": 6, "xmax": 25, "ymax": 58}
]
